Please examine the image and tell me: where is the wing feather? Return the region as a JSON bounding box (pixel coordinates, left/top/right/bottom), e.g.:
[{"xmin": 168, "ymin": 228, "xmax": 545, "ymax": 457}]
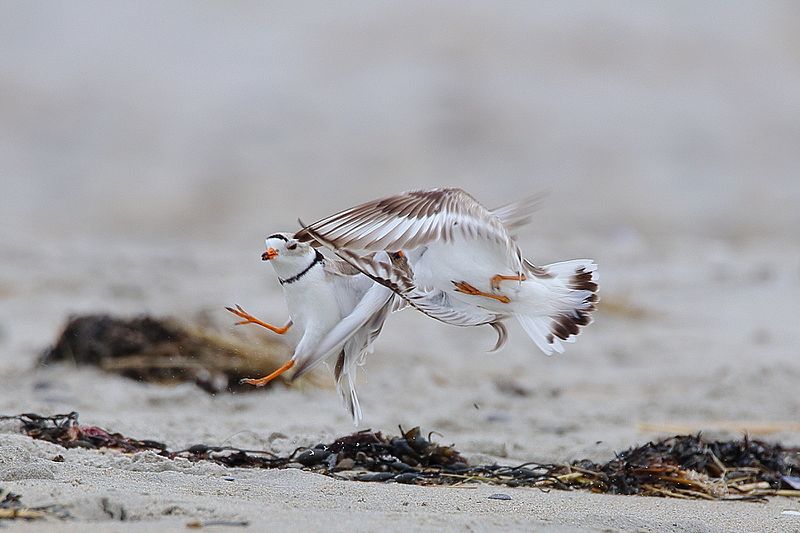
[
  {"xmin": 489, "ymin": 192, "xmax": 545, "ymax": 234},
  {"xmin": 295, "ymin": 188, "xmax": 514, "ymax": 253}
]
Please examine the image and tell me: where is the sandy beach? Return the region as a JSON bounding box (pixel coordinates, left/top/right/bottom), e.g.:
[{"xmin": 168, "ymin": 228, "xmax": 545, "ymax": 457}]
[
  {"xmin": 2, "ymin": 233, "xmax": 799, "ymax": 532},
  {"xmin": 2, "ymin": 2, "xmax": 800, "ymax": 531}
]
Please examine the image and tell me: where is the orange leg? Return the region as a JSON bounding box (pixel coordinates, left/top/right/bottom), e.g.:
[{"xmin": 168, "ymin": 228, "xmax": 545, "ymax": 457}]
[
  {"xmin": 490, "ymin": 273, "xmax": 527, "ymax": 291},
  {"xmin": 453, "ymin": 281, "xmax": 511, "ymax": 304},
  {"xmin": 225, "ymin": 304, "xmax": 292, "ymax": 334},
  {"xmin": 240, "ymin": 359, "xmax": 295, "ymax": 387}
]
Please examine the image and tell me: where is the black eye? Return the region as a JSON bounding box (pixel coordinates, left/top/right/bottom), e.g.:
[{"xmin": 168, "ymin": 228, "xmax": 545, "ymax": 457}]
[{"xmin": 286, "ymin": 242, "xmax": 298, "ymax": 250}]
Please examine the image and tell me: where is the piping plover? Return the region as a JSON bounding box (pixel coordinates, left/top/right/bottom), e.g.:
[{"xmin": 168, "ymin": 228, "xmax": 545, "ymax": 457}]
[
  {"xmin": 227, "ymin": 232, "xmax": 399, "ymax": 423},
  {"xmin": 296, "ymin": 188, "xmax": 598, "ymax": 355}
]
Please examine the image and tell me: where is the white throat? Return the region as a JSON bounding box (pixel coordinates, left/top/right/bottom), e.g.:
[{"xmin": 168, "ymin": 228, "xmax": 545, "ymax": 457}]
[{"xmin": 270, "ymin": 250, "xmax": 323, "ymax": 285}]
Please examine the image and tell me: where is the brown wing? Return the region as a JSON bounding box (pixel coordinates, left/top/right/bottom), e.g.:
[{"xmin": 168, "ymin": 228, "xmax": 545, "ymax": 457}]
[{"xmin": 294, "ymin": 188, "xmax": 514, "ymax": 252}]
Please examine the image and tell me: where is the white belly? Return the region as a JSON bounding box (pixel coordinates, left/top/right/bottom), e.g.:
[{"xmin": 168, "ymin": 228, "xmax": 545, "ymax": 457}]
[
  {"xmin": 413, "ymin": 239, "xmax": 570, "ymax": 317},
  {"xmin": 282, "ymin": 268, "xmax": 341, "ymax": 336},
  {"xmin": 412, "ymin": 237, "xmax": 523, "ymax": 312}
]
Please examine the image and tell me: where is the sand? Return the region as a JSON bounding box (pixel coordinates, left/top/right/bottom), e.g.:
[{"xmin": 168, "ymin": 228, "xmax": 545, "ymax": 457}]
[
  {"xmin": 2, "ymin": 2, "xmax": 800, "ymax": 531},
  {"xmin": 1, "ymin": 235, "xmax": 798, "ymax": 532}
]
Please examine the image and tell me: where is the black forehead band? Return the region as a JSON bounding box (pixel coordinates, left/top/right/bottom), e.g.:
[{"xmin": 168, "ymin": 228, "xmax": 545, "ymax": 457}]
[{"xmin": 267, "ymin": 234, "xmax": 289, "ymax": 242}]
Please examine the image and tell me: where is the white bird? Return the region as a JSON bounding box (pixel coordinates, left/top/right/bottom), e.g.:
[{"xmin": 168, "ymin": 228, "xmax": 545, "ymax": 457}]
[
  {"xmin": 228, "ymin": 191, "xmax": 559, "ymax": 423},
  {"xmin": 296, "ymin": 188, "xmax": 598, "ymax": 355},
  {"xmin": 227, "ymin": 232, "xmax": 399, "ymax": 423}
]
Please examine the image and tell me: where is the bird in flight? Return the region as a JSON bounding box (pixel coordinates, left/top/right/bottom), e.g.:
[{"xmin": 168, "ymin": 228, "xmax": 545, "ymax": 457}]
[
  {"xmin": 229, "ymin": 188, "xmax": 596, "ymax": 423},
  {"xmin": 296, "ymin": 188, "xmax": 598, "ymax": 355}
]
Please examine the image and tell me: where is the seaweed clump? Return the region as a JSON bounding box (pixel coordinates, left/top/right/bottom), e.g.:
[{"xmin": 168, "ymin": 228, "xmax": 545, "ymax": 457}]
[
  {"xmin": 568, "ymin": 434, "xmax": 800, "ymax": 499},
  {"xmin": 2, "ymin": 412, "xmax": 799, "ymax": 501},
  {"xmin": 39, "ymin": 314, "xmax": 293, "ymax": 393}
]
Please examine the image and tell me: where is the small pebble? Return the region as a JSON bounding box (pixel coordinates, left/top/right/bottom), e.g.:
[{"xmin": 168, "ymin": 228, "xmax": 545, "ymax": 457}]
[
  {"xmin": 295, "ymin": 448, "xmax": 331, "ymax": 466},
  {"xmin": 488, "ymin": 493, "xmax": 512, "ymax": 501},
  {"xmin": 222, "ymin": 476, "xmax": 235, "ymax": 482},
  {"xmin": 394, "ymin": 472, "xmax": 420, "ymax": 484}
]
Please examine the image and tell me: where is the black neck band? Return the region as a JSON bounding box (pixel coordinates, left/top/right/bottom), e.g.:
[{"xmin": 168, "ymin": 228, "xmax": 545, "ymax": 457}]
[{"xmin": 279, "ymin": 249, "xmax": 324, "ymax": 285}]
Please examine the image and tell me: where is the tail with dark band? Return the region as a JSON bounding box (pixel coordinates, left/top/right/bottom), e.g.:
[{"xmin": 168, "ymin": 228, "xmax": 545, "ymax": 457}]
[{"xmin": 515, "ymin": 260, "xmax": 598, "ymax": 355}]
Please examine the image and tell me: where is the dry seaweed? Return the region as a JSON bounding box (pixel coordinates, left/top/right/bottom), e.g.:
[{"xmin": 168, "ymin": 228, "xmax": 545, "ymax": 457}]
[
  {"xmin": 4, "ymin": 412, "xmax": 167, "ymax": 453},
  {"xmin": 39, "ymin": 314, "xmax": 297, "ymax": 393},
  {"xmin": 3, "ymin": 412, "xmax": 799, "ymax": 501},
  {"xmin": 565, "ymin": 434, "xmax": 800, "ymax": 499}
]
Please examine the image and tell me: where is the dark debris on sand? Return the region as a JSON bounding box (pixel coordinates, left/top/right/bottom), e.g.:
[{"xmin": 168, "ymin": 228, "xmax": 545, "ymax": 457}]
[
  {"xmin": 3, "ymin": 412, "xmax": 799, "ymax": 501},
  {"xmin": 39, "ymin": 314, "xmax": 292, "ymax": 393},
  {"xmin": 0, "ymin": 489, "xmax": 22, "ymax": 510},
  {"xmin": 0, "ymin": 485, "xmax": 67, "ymax": 521}
]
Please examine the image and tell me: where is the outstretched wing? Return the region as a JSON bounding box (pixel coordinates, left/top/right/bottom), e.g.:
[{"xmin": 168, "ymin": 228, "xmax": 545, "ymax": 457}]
[{"xmin": 294, "ymin": 188, "xmax": 516, "ymax": 252}]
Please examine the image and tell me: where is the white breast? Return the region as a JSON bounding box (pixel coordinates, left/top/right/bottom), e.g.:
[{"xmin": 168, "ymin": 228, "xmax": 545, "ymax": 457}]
[{"xmin": 281, "ymin": 265, "xmax": 341, "ymax": 335}]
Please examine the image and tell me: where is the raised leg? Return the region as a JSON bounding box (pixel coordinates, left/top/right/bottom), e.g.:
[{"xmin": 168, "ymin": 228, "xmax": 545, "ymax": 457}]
[
  {"xmin": 452, "ymin": 281, "xmax": 511, "ymax": 304},
  {"xmin": 226, "ymin": 304, "xmax": 292, "ymax": 334},
  {"xmin": 240, "ymin": 359, "xmax": 295, "ymax": 387},
  {"xmin": 490, "ymin": 273, "xmax": 527, "ymax": 290}
]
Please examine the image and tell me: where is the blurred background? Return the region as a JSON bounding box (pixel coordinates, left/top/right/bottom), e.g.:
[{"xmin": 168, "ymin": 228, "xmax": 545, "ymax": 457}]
[
  {"xmin": 2, "ymin": 1, "xmax": 799, "ymax": 247},
  {"xmin": 0, "ymin": 2, "xmax": 799, "ymax": 449}
]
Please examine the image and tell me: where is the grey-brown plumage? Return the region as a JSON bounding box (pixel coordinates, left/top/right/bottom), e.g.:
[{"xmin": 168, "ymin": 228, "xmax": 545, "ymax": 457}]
[{"xmin": 296, "ymin": 188, "xmax": 533, "ymax": 273}]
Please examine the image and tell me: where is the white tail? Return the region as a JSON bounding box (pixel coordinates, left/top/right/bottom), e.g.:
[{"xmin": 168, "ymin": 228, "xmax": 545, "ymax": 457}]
[{"xmin": 515, "ymin": 259, "xmax": 598, "ymax": 355}]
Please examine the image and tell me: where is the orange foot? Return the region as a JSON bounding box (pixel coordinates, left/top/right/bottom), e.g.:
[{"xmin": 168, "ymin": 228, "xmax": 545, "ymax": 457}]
[
  {"xmin": 225, "ymin": 304, "xmax": 292, "ymax": 334},
  {"xmin": 452, "ymin": 281, "xmax": 511, "ymax": 304},
  {"xmin": 490, "ymin": 273, "xmax": 527, "ymax": 291},
  {"xmin": 240, "ymin": 359, "xmax": 295, "ymax": 387}
]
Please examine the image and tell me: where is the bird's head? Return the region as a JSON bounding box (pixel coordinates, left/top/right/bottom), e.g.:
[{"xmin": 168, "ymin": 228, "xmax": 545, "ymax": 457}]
[
  {"xmin": 262, "ymin": 233, "xmax": 317, "ymax": 277},
  {"xmin": 263, "ymin": 232, "xmax": 315, "ymax": 261}
]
